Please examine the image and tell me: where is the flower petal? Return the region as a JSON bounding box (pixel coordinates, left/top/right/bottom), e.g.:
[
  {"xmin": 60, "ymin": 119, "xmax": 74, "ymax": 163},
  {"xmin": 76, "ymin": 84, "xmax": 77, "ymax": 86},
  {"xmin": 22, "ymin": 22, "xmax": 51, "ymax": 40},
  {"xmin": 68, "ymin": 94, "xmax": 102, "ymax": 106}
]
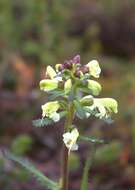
[
  {"xmin": 40, "ymin": 79, "xmax": 58, "ymax": 91},
  {"xmin": 87, "ymin": 60, "xmax": 101, "ymax": 78},
  {"xmin": 41, "ymin": 101, "xmax": 60, "ymax": 118},
  {"xmin": 46, "ymin": 66, "xmax": 56, "ymax": 79},
  {"xmin": 64, "ymin": 79, "xmax": 72, "ymax": 94},
  {"xmin": 87, "ymin": 80, "xmax": 102, "ymax": 96},
  {"xmin": 63, "ymin": 128, "xmax": 79, "ymax": 153}
]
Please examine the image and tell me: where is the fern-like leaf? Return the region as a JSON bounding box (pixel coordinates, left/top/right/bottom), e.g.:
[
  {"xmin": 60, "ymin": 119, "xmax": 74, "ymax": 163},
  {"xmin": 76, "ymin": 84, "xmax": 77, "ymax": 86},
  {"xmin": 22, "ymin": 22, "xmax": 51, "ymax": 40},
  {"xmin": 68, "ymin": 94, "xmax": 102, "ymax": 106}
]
[
  {"xmin": 4, "ymin": 151, "xmax": 59, "ymax": 190},
  {"xmin": 79, "ymin": 135, "xmax": 107, "ymax": 144},
  {"xmin": 32, "ymin": 118, "xmax": 54, "ymax": 127},
  {"xmin": 32, "ymin": 111, "xmax": 67, "ymax": 127}
]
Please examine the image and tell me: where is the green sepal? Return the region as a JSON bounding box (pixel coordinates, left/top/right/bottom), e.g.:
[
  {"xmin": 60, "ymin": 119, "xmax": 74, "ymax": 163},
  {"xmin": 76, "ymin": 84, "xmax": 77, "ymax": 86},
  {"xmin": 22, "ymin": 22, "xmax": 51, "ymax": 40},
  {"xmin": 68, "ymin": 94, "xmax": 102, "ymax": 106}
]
[
  {"xmin": 80, "ymin": 95, "xmax": 93, "ymax": 106},
  {"xmin": 74, "ymin": 100, "xmax": 86, "ymax": 119}
]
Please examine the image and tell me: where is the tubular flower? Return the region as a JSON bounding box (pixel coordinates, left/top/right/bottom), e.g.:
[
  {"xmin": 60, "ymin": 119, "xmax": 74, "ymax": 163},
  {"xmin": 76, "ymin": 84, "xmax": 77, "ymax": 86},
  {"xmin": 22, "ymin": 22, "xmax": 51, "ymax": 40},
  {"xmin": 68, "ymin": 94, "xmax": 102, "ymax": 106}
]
[
  {"xmin": 87, "ymin": 80, "xmax": 102, "ymax": 96},
  {"xmin": 46, "ymin": 66, "xmax": 57, "ymax": 79},
  {"xmin": 41, "ymin": 101, "xmax": 60, "ymax": 122},
  {"xmin": 80, "ymin": 95, "xmax": 93, "ymax": 106},
  {"xmin": 63, "ymin": 128, "xmax": 79, "ymax": 153},
  {"xmin": 40, "ymin": 79, "xmax": 58, "ymax": 92},
  {"xmin": 87, "ymin": 60, "xmax": 101, "ymax": 78},
  {"xmin": 64, "ymin": 79, "xmax": 72, "ymax": 94},
  {"xmin": 85, "ymin": 98, "xmax": 118, "ymax": 119}
]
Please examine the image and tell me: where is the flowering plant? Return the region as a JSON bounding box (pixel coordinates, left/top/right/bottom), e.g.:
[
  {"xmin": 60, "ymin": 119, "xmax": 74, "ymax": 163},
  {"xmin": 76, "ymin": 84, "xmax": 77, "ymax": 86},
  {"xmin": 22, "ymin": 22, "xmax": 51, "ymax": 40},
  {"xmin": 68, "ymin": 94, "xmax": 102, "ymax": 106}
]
[{"xmin": 5, "ymin": 55, "xmax": 118, "ymax": 190}]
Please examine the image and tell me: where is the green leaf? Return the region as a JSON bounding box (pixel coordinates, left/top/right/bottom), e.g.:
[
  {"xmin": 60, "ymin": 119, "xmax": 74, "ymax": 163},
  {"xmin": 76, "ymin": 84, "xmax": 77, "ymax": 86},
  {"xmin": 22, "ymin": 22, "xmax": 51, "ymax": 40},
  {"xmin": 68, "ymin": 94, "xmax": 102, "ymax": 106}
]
[
  {"xmin": 32, "ymin": 111, "xmax": 67, "ymax": 127},
  {"xmin": 32, "ymin": 118, "xmax": 54, "ymax": 127},
  {"xmin": 48, "ymin": 90, "xmax": 65, "ymax": 101},
  {"xmin": 94, "ymin": 141, "xmax": 122, "ymax": 165},
  {"xmin": 4, "ymin": 151, "xmax": 59, "ymax": 190},
  {"xmin": 11, "ymin": 135, "xmax": 33, "ymax": 156},
  {"xmin": 74, "ymin": 100, "xmax": 86, "ymax": 119},
  {"xmin": 79, "ymin": 136, "xmax": 107, "ymax": 144}
]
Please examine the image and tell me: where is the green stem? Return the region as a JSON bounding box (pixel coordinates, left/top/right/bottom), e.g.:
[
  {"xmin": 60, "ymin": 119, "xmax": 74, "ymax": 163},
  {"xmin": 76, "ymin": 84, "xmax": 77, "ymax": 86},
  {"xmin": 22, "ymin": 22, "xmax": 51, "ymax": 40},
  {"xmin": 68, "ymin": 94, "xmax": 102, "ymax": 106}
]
[
  {"xmin": 60, "ymin": 103, "xmax": 74, "ymax": 190},
  {"xmin": 80, "ymin": 144, "xmax": 96, "ymax": 190}
]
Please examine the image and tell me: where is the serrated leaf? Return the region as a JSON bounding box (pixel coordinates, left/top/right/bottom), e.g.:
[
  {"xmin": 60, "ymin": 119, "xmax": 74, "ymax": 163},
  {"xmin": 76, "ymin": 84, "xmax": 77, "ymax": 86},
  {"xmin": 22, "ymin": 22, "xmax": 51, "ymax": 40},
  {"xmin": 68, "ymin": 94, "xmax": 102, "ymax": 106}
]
[
  {"xmin": 74, "ymin": 100, "xmax": 86, "ymax": 119},
  {"xmin": 3, "ymin": 151, "xmax": 59, "ymax": 190},
  {"xmin": 79, "ymin": 136, "xmax": 107, "ymax": 144},
  {"xmin": 103, "ymin": 117, "xmax": 114, "ymax": 124},
  {"xmin": 32, "ymin": 111, "xmax": 67, "ymax": 127},
  {"xmin": 48, "ymin": 90, "xmax": 65, "ymax": 101},
  {"xmin": 32, "ymin": 118, "xmax": 54, "ymax": 127}
]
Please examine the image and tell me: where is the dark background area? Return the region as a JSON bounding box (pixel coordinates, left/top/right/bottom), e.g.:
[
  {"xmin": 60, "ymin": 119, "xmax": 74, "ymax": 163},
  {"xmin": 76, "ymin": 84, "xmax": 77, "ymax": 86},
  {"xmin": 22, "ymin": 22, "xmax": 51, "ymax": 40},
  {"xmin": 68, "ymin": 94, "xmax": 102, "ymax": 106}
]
[{"xmin": 0, "ymin": 0, "xmax": 135, "ymax": 189}]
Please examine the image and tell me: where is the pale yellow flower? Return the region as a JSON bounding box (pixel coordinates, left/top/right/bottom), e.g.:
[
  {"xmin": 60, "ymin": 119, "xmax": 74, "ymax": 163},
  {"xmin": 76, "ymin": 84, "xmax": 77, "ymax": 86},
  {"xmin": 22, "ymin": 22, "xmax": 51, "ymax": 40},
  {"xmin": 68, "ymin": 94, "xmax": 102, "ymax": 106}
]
[
  {"xmin": 64, "ymin": 79, "xmax": 72, "ymax": 94},
  {"xmin": 63, "ymin": 128, "xmax": 79, "ymax": 153},
  {"xmin": 87, "ymin": 79, "xmax": 102, "ymax": 95},
  {"xmin": 87, "ymin": 60, "xmax": 101, "ymax": 78},
  {"xmin": 40, "ymin": 79, "xmax": 58, "ymax": 92},
  {"xmin": 41, "ymin": 101, "xmax": 60, "ymax": 122},
  {"xmin": 86, "ymin": 98, "xmax": 118, "ymax": 119},
  {"xmin": 46, "ymin": 66, "xmax": 57, "ymax": 79}
]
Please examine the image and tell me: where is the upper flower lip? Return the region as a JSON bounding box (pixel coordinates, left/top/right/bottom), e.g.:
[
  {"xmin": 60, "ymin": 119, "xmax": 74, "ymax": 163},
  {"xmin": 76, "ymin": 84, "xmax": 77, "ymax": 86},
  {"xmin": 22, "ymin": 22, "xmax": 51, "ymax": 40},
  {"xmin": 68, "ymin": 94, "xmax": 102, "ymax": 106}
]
[
  {"xmin": 41, "ymin": 101, "xmax": 60, "ymax": 122},
  {"xmin": 84, "ymin": 98, "xmax": 118, "ymax": 119},
  {"xmin": 40, "ymin": 79, "xmax": 58, "ymax": 91},
  {"xmin": 86, "ymin": 60, "xmax": 101, "ymax": 78},
  {"xmin": 46, "ymin": 66, "xmax": 57, "ymax": 79}
]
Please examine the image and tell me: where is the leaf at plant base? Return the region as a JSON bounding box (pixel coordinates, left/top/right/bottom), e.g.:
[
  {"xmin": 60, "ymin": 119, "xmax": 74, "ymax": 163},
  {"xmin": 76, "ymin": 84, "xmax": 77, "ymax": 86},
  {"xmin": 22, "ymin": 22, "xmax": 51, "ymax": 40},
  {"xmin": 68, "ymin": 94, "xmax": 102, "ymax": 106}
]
[
  {"xmin": 11, "ymin": 135, "xmax": 33, "ymax": 156},
  {"xmin": 74, "ymin": 100, "xmax": 86, "ymax": 119},
  {"xmin": 3, "ymin": 151, "xmax": 59, "ymax": 190},
  {"xmin": 94, "ymin": 141, "xmax": 122, "ymax": 165}
]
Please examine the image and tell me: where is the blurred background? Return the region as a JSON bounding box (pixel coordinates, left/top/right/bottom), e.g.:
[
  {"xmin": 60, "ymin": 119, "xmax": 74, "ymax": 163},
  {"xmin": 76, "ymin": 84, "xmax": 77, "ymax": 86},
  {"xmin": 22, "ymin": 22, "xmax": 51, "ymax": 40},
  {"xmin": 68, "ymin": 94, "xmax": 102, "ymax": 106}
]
[{"xmin": 0, "ymin": 0, "xmax": 135, "ymax": 189}]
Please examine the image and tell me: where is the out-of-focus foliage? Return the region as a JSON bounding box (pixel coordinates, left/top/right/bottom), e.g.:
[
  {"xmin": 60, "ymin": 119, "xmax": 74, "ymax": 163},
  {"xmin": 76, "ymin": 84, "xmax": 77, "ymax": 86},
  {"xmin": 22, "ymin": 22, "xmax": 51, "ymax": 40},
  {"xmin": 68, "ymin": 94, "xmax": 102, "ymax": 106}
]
[
  {"xmin": 11, "ymin": 135, "xmax": 33, "ymax": 155},
  {"xmin": 69, "ymin": 152, "xmax": 80, "ymax": 171},
  {"xmin": 1, "ymin": 0, "xmax": 135, "ymax": 189},
  {"xmin": 0, "ymin": 0, "xmax": 78, "ymax": 65},
  {"xmin": 94, "ymin": 141, "xmax": 123, "ymax": 165}
]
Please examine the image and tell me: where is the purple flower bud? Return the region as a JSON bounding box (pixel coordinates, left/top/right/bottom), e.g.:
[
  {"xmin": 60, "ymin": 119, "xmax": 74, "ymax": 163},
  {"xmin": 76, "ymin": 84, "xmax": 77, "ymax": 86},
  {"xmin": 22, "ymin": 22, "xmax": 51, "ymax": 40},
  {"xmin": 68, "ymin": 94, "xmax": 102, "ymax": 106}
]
[
  {"xmin": 81, "ymin": 66, "xmax": 89, "ymax": 74},
  {"xmin": 73, "ymin": 54, "xmax": 80, "ymax": 64},
  {"xmin": 63, "ymin": 60, "xmax": 72, "ymax": 69},
  {"xmin": 58, "ymin": 64, "xmax": 65, "ymax": 71},
  {"xmin": 74, "ymin": 69, "xmax": 81, "ymax": 78}
]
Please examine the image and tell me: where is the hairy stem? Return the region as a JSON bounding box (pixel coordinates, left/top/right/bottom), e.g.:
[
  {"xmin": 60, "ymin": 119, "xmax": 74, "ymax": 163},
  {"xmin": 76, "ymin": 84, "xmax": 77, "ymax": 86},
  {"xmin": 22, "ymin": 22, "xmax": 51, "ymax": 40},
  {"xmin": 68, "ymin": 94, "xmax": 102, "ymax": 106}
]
[{"xmin": 60, "ymin": 103, "xmax": 74, "ymax": 190}]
